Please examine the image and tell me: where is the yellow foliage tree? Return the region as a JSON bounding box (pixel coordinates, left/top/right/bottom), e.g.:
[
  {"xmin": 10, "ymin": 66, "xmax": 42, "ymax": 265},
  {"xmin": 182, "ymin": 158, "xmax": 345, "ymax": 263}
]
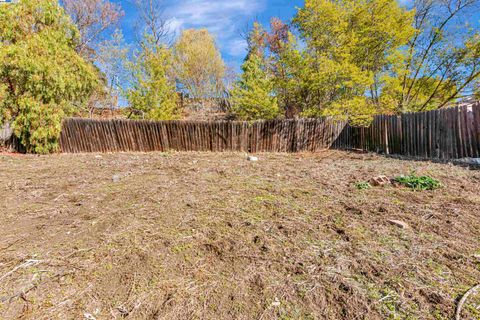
[
  {"xmin": 294, "ymin": 0, "xmax": 415, "ymax": 121},
  {"xmin": 173, "ymin": 29, "xmax": 226, "ymax": 99}
]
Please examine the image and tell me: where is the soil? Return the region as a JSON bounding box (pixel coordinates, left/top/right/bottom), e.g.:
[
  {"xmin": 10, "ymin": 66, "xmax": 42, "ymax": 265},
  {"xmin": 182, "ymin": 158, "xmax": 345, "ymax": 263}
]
[{"xmin": 0, "ymin": 150, "xmax": 479, "ymax": 319}]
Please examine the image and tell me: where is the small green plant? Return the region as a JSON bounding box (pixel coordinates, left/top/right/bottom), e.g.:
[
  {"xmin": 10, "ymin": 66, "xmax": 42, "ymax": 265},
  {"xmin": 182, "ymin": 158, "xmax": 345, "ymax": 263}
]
[
  {"xmin": 355, "ymin": 181, "xmax": 372, "ymax": 190},
  {"xmin": 394, "ymin": 173, "xmax": 441, "ymax": 191}
]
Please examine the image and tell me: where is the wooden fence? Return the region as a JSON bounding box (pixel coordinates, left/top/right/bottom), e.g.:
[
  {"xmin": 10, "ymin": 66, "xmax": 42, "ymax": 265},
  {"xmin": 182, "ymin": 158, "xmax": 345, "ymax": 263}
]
[
  {"xmin": 334, "ymin": 104, "xmax": 480, "ymax": 160},
  {"xmin": 59, "ymin": 103, "xmax": 480, "ymax": 160},
  {"xmin": 59, "ymin": 118, "xmax": 347, "ymax": 153}
]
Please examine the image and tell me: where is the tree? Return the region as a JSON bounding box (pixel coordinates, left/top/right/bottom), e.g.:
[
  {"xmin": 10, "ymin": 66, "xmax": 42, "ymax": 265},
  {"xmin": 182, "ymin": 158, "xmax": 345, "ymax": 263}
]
[
  {"xmin": 62, "ymin": 0, "xmax": 124, "ymax": 118},
  {"xmin": 265, "ymin": 18, "xmax": 309, "ymax": 118},
  {"xmin": 126, "ymin": 37, "xmax": 180, "ymax": 121},
  {"xmin": 127, "ymin": 0, "xmax": 179, "ymax": 121},
  {"xmin": 294, "ymin": 0, "xmax": 415, "ymax": 121},
  {"xmin": 62, "ymin": 0, "xmax": 124, "ymax": 59},
  {"xmin": 173, "ymin": 29, "xmax": 226, "ymax": 99},
  {"xmin": 133, "ymin": 0, "xmax": 170, "ymax": 47},
  {"xmin": 231, "ymin": 54, "xmax": 279, "ymax": 120},
  {"xmin": 396, "ymin": 0, "xmax": 480, "ymax": 111},
  {"xmin": 475, "ymin": 80, "xmax": 480, "ymax": 100},
  {"xmin": 0, "ymin": 0, "xmax": 99, "ymax": 153},
  {"xmin": 230, "ymin": 24, "xmax": 279, "ymax": 120},
  {"xmin": 97, "ymin": 29, "xmax": 130, "ymax": 110}
]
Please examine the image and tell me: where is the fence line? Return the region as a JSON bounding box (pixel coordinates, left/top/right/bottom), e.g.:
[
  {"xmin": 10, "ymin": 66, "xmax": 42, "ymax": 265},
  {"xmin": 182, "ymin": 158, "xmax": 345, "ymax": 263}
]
[
  {"xmin": 333, "ymin": 104, "xmax": 480, "ymax": 160},
  {"xmin": 59, "ymin": 103, "xmax": 480, "ymax": 160},
  {"xmin": 59, "ymin": 118, "xmax": 347, "ymax": 153}
]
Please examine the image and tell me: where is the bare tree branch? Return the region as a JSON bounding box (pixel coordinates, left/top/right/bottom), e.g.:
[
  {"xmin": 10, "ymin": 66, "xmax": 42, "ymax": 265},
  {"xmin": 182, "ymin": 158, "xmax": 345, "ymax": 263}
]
[
  {"xmin": 62, "ymin": 0, "xmax": 124, "ymax": 59},
  {"xmin": 133, "ymin": 0, "xmax": 172, "ymax": 47}
]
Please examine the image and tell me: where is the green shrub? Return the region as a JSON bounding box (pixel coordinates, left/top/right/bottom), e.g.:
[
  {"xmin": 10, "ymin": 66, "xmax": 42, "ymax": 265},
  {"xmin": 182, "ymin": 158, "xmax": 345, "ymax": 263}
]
[
  {"xmin": 355, "ymin": 181, "xmax": 372, "ymax": 190},
  {"xmin": 394, "ymin": 173, "xmax": 441, "ymax": 191},
  {"xmin": 0, "ymin": 0, "xmax": 99, "ymax": 153}
]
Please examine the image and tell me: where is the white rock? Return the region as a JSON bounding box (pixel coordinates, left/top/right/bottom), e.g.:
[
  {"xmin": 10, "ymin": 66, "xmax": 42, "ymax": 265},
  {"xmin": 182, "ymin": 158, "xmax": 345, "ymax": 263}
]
[
  {"xmin": 83, "ymin": 313, "xmax": 96, "ymax": 320},
  {"xmin": 247, "ymin": 156, "xmax": 259, "ymax": 162},
  {"xmin": 112, "ymin": 174, "xmax": 121, "ymax": 183},
  {"xmin": 271, "ymin": 298, "xmax": 281, "ymax": 307}
]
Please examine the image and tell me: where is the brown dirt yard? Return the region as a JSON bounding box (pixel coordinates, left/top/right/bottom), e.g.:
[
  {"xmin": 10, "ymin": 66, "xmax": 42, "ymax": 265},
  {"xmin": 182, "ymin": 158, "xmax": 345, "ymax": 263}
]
[{"xmin": 0, "ymin": 151, "xmax": 479, "ymax": 320}]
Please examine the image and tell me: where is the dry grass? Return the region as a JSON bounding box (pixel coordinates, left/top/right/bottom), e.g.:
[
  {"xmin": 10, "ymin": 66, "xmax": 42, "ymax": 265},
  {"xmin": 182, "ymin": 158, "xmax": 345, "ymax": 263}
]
[{"xmin": 0, "ymin": 150, "xmax": 479, "ymax": 319}]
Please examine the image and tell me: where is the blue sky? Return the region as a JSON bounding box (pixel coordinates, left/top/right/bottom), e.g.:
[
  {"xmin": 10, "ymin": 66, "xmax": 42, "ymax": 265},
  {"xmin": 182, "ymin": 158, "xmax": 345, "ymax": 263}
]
[{"xmin": 111, "ymin": 0, "xmax": 304, "ymax": 68}]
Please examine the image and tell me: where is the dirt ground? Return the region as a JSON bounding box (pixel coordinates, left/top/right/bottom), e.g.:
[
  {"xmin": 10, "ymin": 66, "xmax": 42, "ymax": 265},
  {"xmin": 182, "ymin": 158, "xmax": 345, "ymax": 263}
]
[{"xmin": 0, "ymin": 150, "xmax": 479, "ymax": 320}]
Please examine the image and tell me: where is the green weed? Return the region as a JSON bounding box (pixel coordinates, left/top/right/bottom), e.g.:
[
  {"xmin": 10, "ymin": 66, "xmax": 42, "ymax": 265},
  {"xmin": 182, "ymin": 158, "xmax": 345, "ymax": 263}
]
[
  {"xmin": 394, "ymin": 173, "xmax": 441, "ymax": 191},
  {"xmin": 355, "ymin": 181, "xmax": 372, "ymax": 190}
]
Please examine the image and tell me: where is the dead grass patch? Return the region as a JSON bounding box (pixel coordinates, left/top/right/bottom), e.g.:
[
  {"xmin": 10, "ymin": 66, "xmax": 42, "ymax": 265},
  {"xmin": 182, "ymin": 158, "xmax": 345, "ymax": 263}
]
[{"xmin": 0, "ymin": 151, "xmax": 479, "ymax": 319}]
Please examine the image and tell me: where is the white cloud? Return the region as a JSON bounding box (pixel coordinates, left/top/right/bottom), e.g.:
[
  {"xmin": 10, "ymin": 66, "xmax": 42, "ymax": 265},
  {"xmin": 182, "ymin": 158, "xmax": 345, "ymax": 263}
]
[
  {"xmin": 227, "ymin": 38, "xmax": 248, "ymax": 57},
  {"xmin": 166, "ymin": 17, "xmax": 185, "ymax": 37},
  {"xmin": 165, "ymin": 0, "xmax": 266, "ymax": 58}
]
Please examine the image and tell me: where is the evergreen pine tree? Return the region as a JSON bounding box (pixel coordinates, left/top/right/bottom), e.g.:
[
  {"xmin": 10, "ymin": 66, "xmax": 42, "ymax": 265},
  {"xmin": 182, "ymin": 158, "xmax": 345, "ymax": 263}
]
[
  {"xmin": 126, "ymin": 38, "xmax": 180, "ymax": 121},
  {"xmin": 230, "ymin": 24, "xmax": 279, "ymax": 120}
]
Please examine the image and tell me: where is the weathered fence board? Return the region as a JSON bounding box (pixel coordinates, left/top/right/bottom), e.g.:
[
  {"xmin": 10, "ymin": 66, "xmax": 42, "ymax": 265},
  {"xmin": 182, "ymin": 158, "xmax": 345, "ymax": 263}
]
[{"xmin": 60, "ymin": 104, "xmax": 480, "ymax": 159}]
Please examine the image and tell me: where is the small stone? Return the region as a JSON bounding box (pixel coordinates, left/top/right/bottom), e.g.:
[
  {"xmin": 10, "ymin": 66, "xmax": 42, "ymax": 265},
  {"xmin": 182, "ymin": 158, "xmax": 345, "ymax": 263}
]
[
  {"xmin": 272, "ymin": 298, "xmax": 281, "ymax": 307},
  {"xmin": 95, "ymin": 155, "xmax": 102, "ymax": 159},
  {"xmin": 83, "ymin": 313, "xmax": 96, "ymax": 320},
  {"xmin": 370, "ymin": 175, "xmax": 391, "ymax": 186},
  {"xmin": 112, "ymin": 174, "xmax": 121, "ymax": 183},
  {"xmin": 388, "ymin": 219, "xmax": 409, "ymax": 229},
  {"xmin": 247, "ymin": 156, "xmax": 259, "ymax": 162}
]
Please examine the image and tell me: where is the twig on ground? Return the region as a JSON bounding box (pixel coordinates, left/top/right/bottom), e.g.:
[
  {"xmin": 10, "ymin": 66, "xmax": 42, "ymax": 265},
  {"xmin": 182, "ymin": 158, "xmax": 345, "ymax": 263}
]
[
  {"xmin": 0, "ymin": 259, "xmax": 42, "ymax": 282},
  {"xmin": 0, "ymin": 283, "xmax": 37, "ymax": 303},
  {"xmin": 54, "ymin": 193, "xmax": 67, "ymax": 202},
  {"xmin": 49, "ymin": 284, "xmax": 92, "ymax": 311},
  {"xmin": 456, "ymin": 284, "xmax": 480, "ymax": 320},
  {"xmin": 0, "ymin": 239, "xmax": 21, "ymax": 251},
  {"xmin": 63, "ymin": 247, "xmax": 94, "ymax": 259}
]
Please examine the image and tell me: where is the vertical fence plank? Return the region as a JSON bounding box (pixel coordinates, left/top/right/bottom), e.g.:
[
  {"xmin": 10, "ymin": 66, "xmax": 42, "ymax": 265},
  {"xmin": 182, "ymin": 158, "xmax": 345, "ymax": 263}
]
[
  {"xmin": 456, "ymin": 107, "xmax": 462, "ymax": 158},
  {"xmin": 427, "ymin": 111, "xmax": 434, "ymax": 158},
  {"xmin": 469, "ymin": 104, "xmax": 479, "ymax": 158},
  {"xmin": 450, "ymin": 108, "xmax": 456, "ymax": 159},
  {"xmin": 461, "ymin": 106, "xmax": 470, "ymax": 158},
  {"xmin": 473, "ymin": 104, "xmax": 480, "ymax": 157},
  {"xmin": 440, "ymin": 109, "xmax": 447, "ymax": 160}
]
